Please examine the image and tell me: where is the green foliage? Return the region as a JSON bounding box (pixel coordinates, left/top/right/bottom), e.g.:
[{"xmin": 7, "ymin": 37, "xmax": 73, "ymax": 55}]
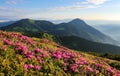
[
  {"xmin": 87, "ymin": 52, "xmax": 120, "ymax": 70},
  {"xmin": 88, "ymin": 52, "xmax": 120, "ymax": 61},
  {"xmin": 100, "ymin": 53, "xmax": 120, "ymax": 61},
  {"xmin": 42, "ymin": 33, "xmax": 54, "ymax": 41},
  {"xmin": 59, "ymin": 36, "xmax": 120, "ymax": 54},
  {"xmin": 109, "ymin": 62, "xmax": 120, "ymax": 70},
  {"xmin": 39, "ymin": 32, "xmax": 61, "ymax": 44}
]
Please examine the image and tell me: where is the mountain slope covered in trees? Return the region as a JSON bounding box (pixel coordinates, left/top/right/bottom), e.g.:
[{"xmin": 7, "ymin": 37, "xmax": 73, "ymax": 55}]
[{"xmin": 0, "ymin": 18, "xmax": 118, "ymax": 45}]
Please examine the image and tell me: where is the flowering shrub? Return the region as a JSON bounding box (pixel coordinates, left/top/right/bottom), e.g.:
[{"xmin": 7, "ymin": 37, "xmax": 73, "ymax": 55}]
[{"xmin": 0, "ymin": 31, "xmax": 120, "ymax": 76}]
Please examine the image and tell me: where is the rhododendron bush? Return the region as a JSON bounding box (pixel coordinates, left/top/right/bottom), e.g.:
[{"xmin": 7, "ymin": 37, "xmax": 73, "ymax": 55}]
[{"xmin": 0, "ymin": 31, "xmax": 120, "ymax": 76}]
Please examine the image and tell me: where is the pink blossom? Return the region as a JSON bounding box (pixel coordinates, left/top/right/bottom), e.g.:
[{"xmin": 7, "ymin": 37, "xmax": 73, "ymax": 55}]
[
  {"xmin": 1, "ymin": 45, "xmax": 6, "ymax": 50},
  {"xmin": 52, "ymin": 51, "xmax": 62, "ymax": 59},
  {"xmin": 107, "ymin": 67, "xmax": 115, "ymax": 74},
  {"xmin": 96, "ymin": 70, "xmax": 99, "ymax": 74},
  {"xmin": 56, "ymin": 54, "xmax": 62, "ymax": 59},
  {"xmin": 35, "ymin": 48, "xmax": 42, "ymax": 53},
  {"xmin": 86, "ymin": 66, "xmax": 94, "ymax": 72},
  {"xmin": 74, "ymin": 69, "xmax": 79, "ymax": 72},
  {"xmin": 14, "ymin": 44, "xmax": 27, "ymax": 54},
  {"xmin": 26, "ymin": 51, "xmax": 34, "ymax": 59},
  {"xmin": 63, "ymin": 62, "xmax": 67, "ymax": 67},
  {"xmin": 42, "ymin": 51, "xmax": 48, "ymax": 57},
  {"xmin": 34, "ymin": 65, "xmax": 41, "ymax": 70},
  {"xmin": 38, "ymin": 59, "xmax": 44, "ymax": 64},
  {"xmin": 4, "ymin": 39, "xmax": 12, "ymax": 45},
  {"xmin": 79, "ymin": 62, "xmax": 84, "ymax": 65},
  {"xmin": 64, "ymin": 68, "xmax": 68, "ymax": 71},
  {"xmin": 52, "ymin": 53, "xmax": 56, "ymax": 57},
  {"xmin": 116, "ymin": 72, "xmax": 120, "ymax": 76},
  {"xmin": 70, "ymin": 64, "xmax": 78, "ymax": 72},
  {"xmin": 79, "ymin": 58, "xmax": 88, "ymax": 65},
  {"xmin": 24, "ymin": 64, "xmax": 28, "ymax": 71},
  {"xmin": 95, "ymin": 63, "xmax": 102, "ymax": 68},
  {"xmin": 29, "ymin": 64, "xmax": 34, "ymax": 69},
  {"xmin": 37, "ymin": 56, "xmax": 41, "ymax": 60},
  {"xmin": 21, "ymin": 45, "xmax": 27, "ymax": 52}
]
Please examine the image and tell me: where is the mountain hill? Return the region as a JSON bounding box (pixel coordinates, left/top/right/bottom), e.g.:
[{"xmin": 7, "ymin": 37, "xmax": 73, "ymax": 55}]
[
  {"xmin": 59, "ymin": 36, "xmax": 120, "ymax": 54},
  {"xmin": 0, "ymin": 31, "xmax": 120, "ymax": 76},
  {"xmin": 54, "ymin": 19, "xmax": 119, "ymax": 45},
  {"xmin": 0, "ymin": 18, "xmax": 118, "ymax": 45},
  {"xmin": 0, "ymin": 21, "xmax": 15, "ymax": 27},
  {"xmin": 0, "ymin": 19, "xmax": 55, "ymax": 33}
]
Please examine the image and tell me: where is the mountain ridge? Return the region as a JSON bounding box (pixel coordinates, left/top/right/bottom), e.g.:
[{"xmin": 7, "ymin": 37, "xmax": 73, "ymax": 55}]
[
  {"xmin": 0, "ymin": 21, "xmax": 15, "ymax": 27},
  {"xmin": 0, "ymin": 18, "xmax": 119, "ymax": 46},
  {"xmin": 59, "ymin": 36, "xmax": 120, "ymax": 54}
]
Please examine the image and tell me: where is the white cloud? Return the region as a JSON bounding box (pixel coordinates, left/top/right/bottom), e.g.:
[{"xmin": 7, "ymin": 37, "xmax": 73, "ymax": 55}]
[
  {"xmin": 0, "ymin": 6, "xmax": 23, "ymax": 12},
  {"xmin": 0, "ymin": 7, "xmax": 7, "ymax": 10},
  {"xmin": 87, "ymin": 0, "xmax": 108, "ymax": 5},
  {"xmin": 5, "ymin": 0, "xmax": 23, "ymax": 4},
  {"xmin": 0, "ymin": 0, "xmax": 110, "ymax": 21},
  {"xmin": 49, "ymin": 0, "xmax": 108, "ymax": 11},
  {"xmin": 6, "ymin": 0, "xmax": 17, "ymax": 4},
  {"xmin": 49, "ymin": 5, "xmax": 97, "ymax": 11},
  {"xmin": 0, "ymin": 6, "xmax": 25, "ymax": 21}
]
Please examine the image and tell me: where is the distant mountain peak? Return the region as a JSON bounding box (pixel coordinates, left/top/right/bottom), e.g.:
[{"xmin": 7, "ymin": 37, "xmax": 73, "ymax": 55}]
[
  {"xmin": 73, "ymin": 18, "xmax": 82, "ymax": 21},
  {"xmin": 20, "ymin": 18, "xmax": 32, "ymax": 21},
  {"xmin": 69, "ymin": 18, "xmax": 86, "ymax": 25},
  {"xmin": 18, "ymin": 18, "xmax": 35, "ymax": 24}
]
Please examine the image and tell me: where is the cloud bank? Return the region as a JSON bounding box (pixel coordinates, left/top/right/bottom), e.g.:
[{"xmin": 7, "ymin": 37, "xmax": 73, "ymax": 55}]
[
  {"xmin": 0, "ymin": 0, "xmax": 109, "ymax": 21},
  {"xmin": 50, "ymin": 0, "xmax": 108, "ymax": 11},
  {"xmin": 87, "ymin": 0, "xmax": 108, "ymax": 5},
  {"xmin": 5, "ymin": 0, "xmax": 23, "ymax": 4}
]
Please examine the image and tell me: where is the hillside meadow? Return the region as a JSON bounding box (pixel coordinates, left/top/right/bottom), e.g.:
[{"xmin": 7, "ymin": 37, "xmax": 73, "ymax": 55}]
[{"xmin": 0, "ymin": 31, "xmax": 120, "ymax": 76}]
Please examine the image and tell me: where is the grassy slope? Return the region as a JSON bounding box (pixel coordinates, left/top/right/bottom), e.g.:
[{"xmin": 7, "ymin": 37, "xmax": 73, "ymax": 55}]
[{"xmin": 0, "ymin": 31, "xmax": 120, "ymax": 76}]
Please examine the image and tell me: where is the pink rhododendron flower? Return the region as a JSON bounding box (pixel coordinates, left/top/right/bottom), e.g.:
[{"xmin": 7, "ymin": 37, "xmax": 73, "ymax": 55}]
[
  {"xmin": 64, "ymin": 68, "xmax": 68, "ymax": 71},
  {"xmin": 95, "ymin": 63, "xmax": 102, "ymax": 68},
  {"xmin": 70, "ymin": 64, "xmax": 78, "ymax": 72},
  {"xmin": 116, "ymin": 72, "xmax": 120, "ymax": 76},
  {"xmin": 38, "ymin": 59, "xmax": 44, "ymax": 64},
  {"xmin": 34, "ymin": 65, "xmax": 41, "ymax": 70},
  {"xmin": 86, "ymin": 66, "xmax": 94, "ymax": 72},
  {"xmin": 26, "ymin": 51, "xmax": 34, "ymax": 59},
  {"xmin": 29, "ymin": 64, "xmax": 34, "ymax": 69},
  {"xmin": 1, "ymin": 45, "xmax": 6, "ymax": 50},
  {"xmin": 21, "ymin": 45, "xmax": 27, "ymax": 51},
  {"xmin": 35, "ymin": 48, "xmax": 42, "ymax": 53},
  {"xmin": 96, "ymin": 70, "xmax": 99, "ymax": 74},
  {"xmin": 24, "ymin": 64, "xmax": 28, "ymax": 71},
  {"xmin": 52, "ymin": 53, "xmax": 56, "ymax": 57},
  {"xmin": 107, "ymin": 67, "xmax": 115, "ymax": 74},
  {"xmin": 56, "ymin": 54, "xmax": 62, "ymax": 59},
  {"xmin": 79, "ymin": 62, "xmax": 85, "ymax": 65},
  {"xmin": 63, "ymin": 62, "xmax": 67, "ymax": 67},
  {"xmin": 4, "ymin": 39, "xmax": 12, "ymax": 45}
]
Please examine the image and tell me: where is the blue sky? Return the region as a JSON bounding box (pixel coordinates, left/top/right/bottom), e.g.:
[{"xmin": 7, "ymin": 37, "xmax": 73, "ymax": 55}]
[{"xmin": 0, "ymin": 0, "xmax": 120, "ymax": 23}]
